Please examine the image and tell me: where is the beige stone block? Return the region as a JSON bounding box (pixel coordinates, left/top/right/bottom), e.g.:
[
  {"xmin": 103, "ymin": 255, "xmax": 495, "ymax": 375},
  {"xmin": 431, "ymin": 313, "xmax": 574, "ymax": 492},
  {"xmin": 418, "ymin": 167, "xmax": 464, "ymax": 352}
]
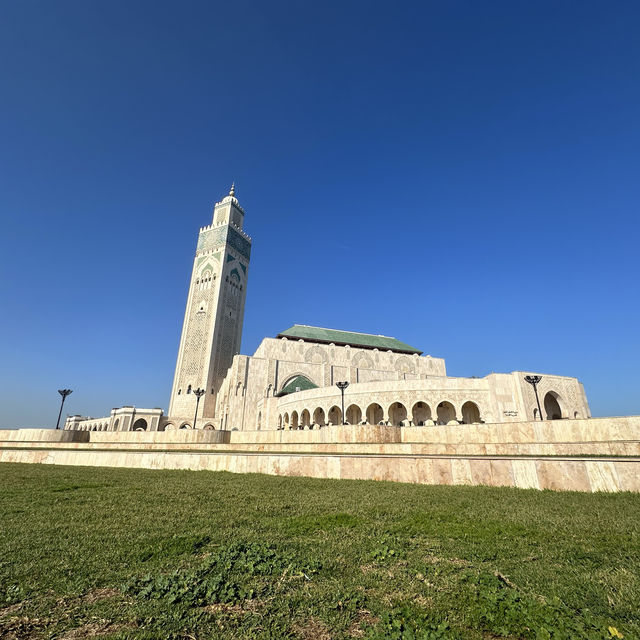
[
  {"xmin": 535, "ymin": 460, "xmax": 590, "ymax": 492},
  {"xmin": 613, "ymin": 461, "xmax": 640, "ymax": 492},
  {"xmin": 451, "ymin": 459, "xmax": 473, "ymax": 485},
  {"xmin": 487, "ymin": 459, "xmax": 515, "ymax": 487},
  {"xmin": 511, "ymin": 460, "xmax": 540, "ymax": 489},
  {"xmin": 470, "ymin": 460, "xmax": 492, "ymax": 486},
  {"xmin": 585, "ymin": 461, "xmax": 620, "ymax": 492}
]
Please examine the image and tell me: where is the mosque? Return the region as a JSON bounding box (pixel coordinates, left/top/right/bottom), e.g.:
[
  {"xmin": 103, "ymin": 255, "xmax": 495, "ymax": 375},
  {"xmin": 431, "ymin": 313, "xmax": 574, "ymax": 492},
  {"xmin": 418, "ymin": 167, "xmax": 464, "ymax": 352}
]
[{"xmin": 65, "ymin": 187, "xmax": 591, "ymax": 433}]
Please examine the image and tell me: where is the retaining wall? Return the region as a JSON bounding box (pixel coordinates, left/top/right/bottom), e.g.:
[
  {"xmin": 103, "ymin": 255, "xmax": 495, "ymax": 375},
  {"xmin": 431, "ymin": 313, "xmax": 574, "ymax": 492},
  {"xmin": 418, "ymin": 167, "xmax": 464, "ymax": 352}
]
[{"xmin": 1, "ymin": 416, "xmax": 639, "ymax": 493}]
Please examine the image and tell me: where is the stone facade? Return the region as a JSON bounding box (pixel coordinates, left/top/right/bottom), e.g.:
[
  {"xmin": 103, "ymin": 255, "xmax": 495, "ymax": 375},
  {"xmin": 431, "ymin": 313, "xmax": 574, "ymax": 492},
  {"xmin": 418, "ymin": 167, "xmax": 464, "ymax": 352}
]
[{"xmin": 64, "ymin": 187, "xmax": 591, "ymax": 434}]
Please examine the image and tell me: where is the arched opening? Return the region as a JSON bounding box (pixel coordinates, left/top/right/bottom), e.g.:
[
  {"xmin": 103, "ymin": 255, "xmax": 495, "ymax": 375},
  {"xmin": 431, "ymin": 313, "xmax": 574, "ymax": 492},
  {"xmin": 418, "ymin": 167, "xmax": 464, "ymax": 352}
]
[
  {"xmin": 313, "ymin": 407, "xmax": 325, "ymax": 427},
  {"xmin": 366, "ymin": 403, "xmax": 383, "ymax": 425},
  {"xmin": 203, "ymin": 423, "xmax": 215, "ymax": 430},
  {"xmin": 291, "ymin": 411, "xmax": 299, "ymax": 429},
  {"xmin": 277, "ymin": 374, "xmax": 318, "ymax": 397},
  {"xmin": 283, "ymin": 413, "xmax": 290, "ymax": 429},
  {"xmin": 277, "ymin": 415, "xmax": 283, "ymax": 430},
  {"xmin": 388, "ymin": 402, "xmax": 407, "ymax": 426},
  {"xmin": 301, "ymin": 409, "xmax": 311, "ymax": 428},
  {"xmin": 165, "ymin": 423, "xmax": 175, "ymax": 430},
  {"xmin": 533, "ymin": 408, "xmax": 539, "ymax": 420},
  {"xmin": 133, "ymin": 418, "xmax": 148, "ymax": 431},
  {"xmin": 346, "ymin": 404, "xmax": 362, "ymax": 425},
  {"xmin": 436, "ymin": 401, "xmax": 456, "ymax": 424},
  {"xmin": 412, "ymin": 402, "xmax": 431, "ymax": 426},
  {"xmin": 461, "ymin": 401, "xmax": 481, "ymax": 424},
  {"xmin": 574, "ymin": 411, "xmax": 579, "ymax": 419},
  {"xmin": 114, "ymin": 418, "xmax": 120, "ymax": 431},
  {"xmin": 328, "ymin": 405, "xmax": 342, "ymax": 426},
  {"xmin": 544, "ymin": 392, "xmax": 563, "ymax": 420},
  {"xmin": 179, "ymin": 422, "xmax": 192, "ymax": 430}
]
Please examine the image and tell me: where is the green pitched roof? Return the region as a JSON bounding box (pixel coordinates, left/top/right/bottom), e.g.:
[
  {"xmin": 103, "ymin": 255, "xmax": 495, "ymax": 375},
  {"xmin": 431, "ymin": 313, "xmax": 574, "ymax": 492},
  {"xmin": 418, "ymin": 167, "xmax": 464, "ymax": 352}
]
[
  {"xmin": 276, "ymin": 325, "xmax": 422, "ymax": 355},
  {"xmin": 276, "ymin": 375, "xmax": 318, "ymax": 397}
]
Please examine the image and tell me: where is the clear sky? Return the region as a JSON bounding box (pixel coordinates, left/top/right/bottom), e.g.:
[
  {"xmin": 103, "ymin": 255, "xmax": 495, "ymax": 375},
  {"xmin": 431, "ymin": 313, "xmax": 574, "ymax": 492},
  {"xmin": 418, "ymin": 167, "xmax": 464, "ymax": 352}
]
[{"xmin": 1, "ymin": 0, "xmax": 639, "ymax": 428}]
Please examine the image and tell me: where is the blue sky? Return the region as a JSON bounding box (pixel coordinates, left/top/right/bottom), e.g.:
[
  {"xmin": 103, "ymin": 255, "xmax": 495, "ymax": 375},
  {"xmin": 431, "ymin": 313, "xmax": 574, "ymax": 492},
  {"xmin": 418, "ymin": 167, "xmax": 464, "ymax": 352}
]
[{"xmin": 1, "ymin": 0, "xmax": 639, "ymax": 427}]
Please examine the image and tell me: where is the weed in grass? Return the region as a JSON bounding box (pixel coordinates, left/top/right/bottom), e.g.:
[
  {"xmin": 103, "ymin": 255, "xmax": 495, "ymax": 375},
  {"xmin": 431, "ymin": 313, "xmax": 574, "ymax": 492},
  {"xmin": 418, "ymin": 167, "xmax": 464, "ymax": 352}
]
[{"xmin": 123, "ymin": 540, "xmax": 321, "ymax": 606}]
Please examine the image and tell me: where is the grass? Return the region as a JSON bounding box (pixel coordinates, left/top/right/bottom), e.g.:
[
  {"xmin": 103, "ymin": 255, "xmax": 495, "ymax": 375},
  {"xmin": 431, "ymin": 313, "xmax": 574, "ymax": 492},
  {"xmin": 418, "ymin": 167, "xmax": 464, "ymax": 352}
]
[{"xmin": 0, "ymin": 463, "xmax": 638, "ymax": 639}]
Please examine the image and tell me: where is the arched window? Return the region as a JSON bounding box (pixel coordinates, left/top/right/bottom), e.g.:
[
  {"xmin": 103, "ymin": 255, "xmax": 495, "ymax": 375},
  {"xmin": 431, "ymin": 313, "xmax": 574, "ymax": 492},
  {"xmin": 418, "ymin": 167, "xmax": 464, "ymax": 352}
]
[
  {"xmin": 366, "ymin": 403, "xmax": 383, "ymax": 425},
  {"xmin": 388, "ymin": 402, "xmax": 407, "ymax": 426},
  {"xmin": 133, "ymin": 418, "xmax": 148, "ymax": 431},
  {"xmin": 328, "ymin": 405, "xmax": 342, "ymax": 426},
  {"xmin": 346, "ymin": 404, "xmax": 362, "ymax": 425},
  {"xmin": 436, "ymin": 401, "xmax": 456, "ymax": 424},
  {"xmin": 461, "ymin": 401, "xmax": 481, "ymax": 424},
  {"xmin": 412, "ymin": 402, "xmax": 431, "ymax": 426},
  {"xmin": 187, "ymin": 385, "xmax": 192, "ymax": 394},
  {"xmin": 544, "ymin": 392, "xmax": 563, "ymax": 420}
]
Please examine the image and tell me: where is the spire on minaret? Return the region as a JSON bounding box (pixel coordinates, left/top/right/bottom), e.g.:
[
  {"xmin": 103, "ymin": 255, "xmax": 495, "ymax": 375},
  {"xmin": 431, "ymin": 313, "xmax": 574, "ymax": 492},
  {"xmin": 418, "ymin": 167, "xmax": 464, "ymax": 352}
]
[{"xmin": 229, "ymin": 182, "xmax": 235, "ymax": 197}]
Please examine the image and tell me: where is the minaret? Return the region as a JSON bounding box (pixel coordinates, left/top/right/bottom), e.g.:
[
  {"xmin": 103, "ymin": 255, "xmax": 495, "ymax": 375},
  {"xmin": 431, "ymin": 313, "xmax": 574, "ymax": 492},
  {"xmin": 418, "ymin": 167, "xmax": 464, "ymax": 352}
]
[{"xmin": 168, "ymin": 185, "xmax": 252, "ymax": 423}]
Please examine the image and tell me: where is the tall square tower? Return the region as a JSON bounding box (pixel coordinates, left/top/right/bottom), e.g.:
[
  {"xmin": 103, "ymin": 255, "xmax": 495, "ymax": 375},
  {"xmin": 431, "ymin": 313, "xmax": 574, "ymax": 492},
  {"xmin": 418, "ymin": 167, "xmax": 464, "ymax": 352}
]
[{"xmin": 168, "ymin": 185, "xmax": 251, "ymax": 422}]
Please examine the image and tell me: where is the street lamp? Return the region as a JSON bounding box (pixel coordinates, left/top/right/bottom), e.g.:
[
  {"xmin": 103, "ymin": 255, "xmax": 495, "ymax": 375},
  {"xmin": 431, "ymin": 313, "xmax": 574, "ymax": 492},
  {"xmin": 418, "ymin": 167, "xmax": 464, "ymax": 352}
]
[
  {"xmin": 524, "ymin": 375, "xmax": 543, "ymax": 421},
  {"xmin": 335, "ymin": 381, "xmax": 349, "ymax": 425},
  {"xmin": 56, "ymin": 389, "xmax": 73, "ymax": 430},
  {"xmin": 193, "ymin": 388, "xmax": 205, "ymax": 430}
]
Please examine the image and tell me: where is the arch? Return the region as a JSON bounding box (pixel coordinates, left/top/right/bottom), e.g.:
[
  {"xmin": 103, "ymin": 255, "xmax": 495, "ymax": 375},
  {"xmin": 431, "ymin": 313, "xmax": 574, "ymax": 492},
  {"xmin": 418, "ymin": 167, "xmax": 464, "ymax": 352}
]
[
  {"xmin": 278, "ymin": 374, "xmax": 318, "ymax": 396},
  {"xmin": 346, "ymin": 404, "xmax": 362, "ymax": 425},
  {"xmin": 179, "ymin": 422, "xmax": 192, "ymax": 430},
  {"xmin": 291, "ymin": 411, "xmax": 299, "ymax": 430},
  {"xmin": 283, "ymin": 413, "xmax": 290, "ymax": 429},
  {"xmin": 300, "ymin": 409, "xmax": 311, "ymax": 428},
  {"xmin": 313, "ymin": 407, "xmax": 325, "ymax": 427},
  {"xmin": 544, "ymin": 391, "xmax": 563, "ymax": 420},
  {"xmin": 277, "ymin": 414, "xmax": 283, "ymax": 430},
  {"xmin": 436, "ymin": 401, "xmax": 456, "ymax": 425},
  {"xmin": 412, "ymin": 402, "xmax": 431, "ymax": 426},
  {"xmin": 133, "ymin": 418, "xmax": 148, "ymax": 431},
  {"xmin": 164, "ymin": 423, "xmax": 175, "ymax": 430},
  {"xmin": 388, "ymin": 402, "xmax": 407, "ymax": 426},
  {"xmin": 328, "ymin": 405, "xmax": 342, "ymax": 426},
  {"xmin": 91, "ymin": 425, "xmax": 97, "ymax": 431},
  {"xmin": 461, "ymin": 401, "xmax": 481, "ymax": 424},
  {"xmin": 366, "ymin": 403, "xmax": 383, "ymax": 425},
  {"xmin": 533, "ymin": 408, "xmax": 539, "ymax": 420},
  {"xmin": 353, "ymin": 352, "xmax": 374, "ymax": 369},
  {"xmin": 203, "ymin": 423, "xmax": 215, "ymax": 430},
  {"xmin": 394, "ymin": 355, "xmax": 413, "ymax": 373},
  {"xmin": 574, "ymin": 411, "xmax": 579, "ymax": 419},
  {"xmin": 187, "ymin": 385, "xmax": 192, "ymax": 394},
  {"xmin": 304, "ymin": 345, "xmax": 328, "ymax": 364},
  {"xmin": 114, "ymin": 418, "xmax": 120, "ymax": 431}
]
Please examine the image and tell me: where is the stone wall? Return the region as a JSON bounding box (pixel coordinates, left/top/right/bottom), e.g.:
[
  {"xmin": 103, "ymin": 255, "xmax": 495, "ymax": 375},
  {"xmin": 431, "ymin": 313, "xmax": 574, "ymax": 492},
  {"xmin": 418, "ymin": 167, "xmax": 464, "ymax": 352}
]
[{"xmin": 2, "ymin": 416, "xmax": 638, "ymax": 493}]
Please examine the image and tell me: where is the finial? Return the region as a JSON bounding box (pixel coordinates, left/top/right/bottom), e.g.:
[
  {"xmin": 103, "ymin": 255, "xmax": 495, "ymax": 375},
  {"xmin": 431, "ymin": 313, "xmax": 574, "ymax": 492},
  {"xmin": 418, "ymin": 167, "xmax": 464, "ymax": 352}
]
[{"xmin": 229, "ymin": 182, "xmax": 235, "ymax": 197}]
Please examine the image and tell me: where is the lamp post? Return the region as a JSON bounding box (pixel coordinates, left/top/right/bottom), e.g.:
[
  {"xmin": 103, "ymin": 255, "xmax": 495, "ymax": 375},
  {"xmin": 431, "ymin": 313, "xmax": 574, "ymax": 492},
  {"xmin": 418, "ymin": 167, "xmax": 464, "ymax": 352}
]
[
  {"xmin": 56, "ymin": 389, "xmax": 73, "ymax": 430},
  {"xmin": 335, "ymin": 381, "xmax": 349, "ymax": 425},
  {"xmin": 193, "ymin": 388, "xmax": 205, "ymax": 430},
  {"xmin": 524, "ymin": 375, "xmax": 543, "ymax": 421}
]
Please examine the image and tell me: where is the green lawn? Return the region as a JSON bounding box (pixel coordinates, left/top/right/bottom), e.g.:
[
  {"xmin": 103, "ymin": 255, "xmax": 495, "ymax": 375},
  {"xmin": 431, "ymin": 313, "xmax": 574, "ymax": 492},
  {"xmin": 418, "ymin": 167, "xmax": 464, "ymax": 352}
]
[{"xmin": 0, "ymin": 463, "xmax": 638, "ymax": 639}]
